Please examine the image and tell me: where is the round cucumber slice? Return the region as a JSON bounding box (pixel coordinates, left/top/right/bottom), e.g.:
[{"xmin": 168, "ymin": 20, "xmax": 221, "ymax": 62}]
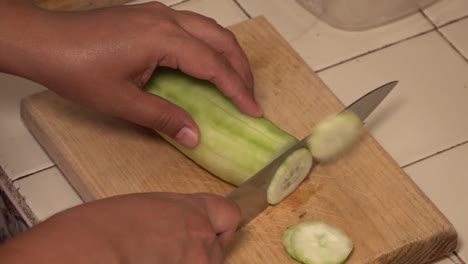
[
  {"xmin": 267, "ymin": 148, "xmax": 313, "ymax": 204},
  {"xmin": 287, "ymin": 220, "xmax": 354, "ymax": 264},
  {"xmin": 307, "ymin": 110, "xmax": 363, "ymax": 162},
  {"xmin": 282, "ymin": 226, "xmax": 297, "ymax": 259}
]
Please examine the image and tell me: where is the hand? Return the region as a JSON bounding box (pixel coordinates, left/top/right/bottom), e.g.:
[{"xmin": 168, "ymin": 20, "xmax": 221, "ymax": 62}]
[
  {"xmin": 1, "ymin": 1, "xmax": 263, "ymax": 147},
  {"xmin": 0, "ymin": 192, "xmax": 241, "ymax": 264}
]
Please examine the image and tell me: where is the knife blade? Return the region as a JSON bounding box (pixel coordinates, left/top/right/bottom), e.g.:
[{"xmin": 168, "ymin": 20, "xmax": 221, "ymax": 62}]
[{"xmin": 226, "ymin": 81, "xmax": 398, "ymax": 228}]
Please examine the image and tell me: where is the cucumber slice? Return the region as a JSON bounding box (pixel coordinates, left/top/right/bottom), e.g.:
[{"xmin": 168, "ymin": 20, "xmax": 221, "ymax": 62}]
[
  {"xmin": 282, "ymin": 226, "xmax": 300, "ymax": 261},
  {"xmin": 307, "ymin": 110, "xmax": 362, "ymax": 162},
  {"xmin": 267, "ymin": 148, "xmax": 313, "ymax": 204},
  {"xmin": 283, "ymin": 220, "xmax": 354, "ymax": 264}
]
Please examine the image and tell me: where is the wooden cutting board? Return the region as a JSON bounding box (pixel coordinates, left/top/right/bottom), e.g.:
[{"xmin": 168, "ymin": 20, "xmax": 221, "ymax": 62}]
[{"xmin": 21, "ymin": 16, "xmax": 457, "ymax": 263}]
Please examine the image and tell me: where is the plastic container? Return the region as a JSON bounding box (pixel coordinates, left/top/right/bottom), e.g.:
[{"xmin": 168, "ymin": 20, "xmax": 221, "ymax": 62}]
[{"xmin": 295, "ymin": 0, "xmax": 440, "ymax": 31}]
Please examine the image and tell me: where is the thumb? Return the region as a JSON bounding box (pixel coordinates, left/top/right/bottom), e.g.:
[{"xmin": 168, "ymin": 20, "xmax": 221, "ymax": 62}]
[
  {"xmin": 192, "ymin": 193, "xmax": 241, "ymax": 250},
  {"xmin": 118, "ymin": 88, "xmax": 200, "ymax": 148}
]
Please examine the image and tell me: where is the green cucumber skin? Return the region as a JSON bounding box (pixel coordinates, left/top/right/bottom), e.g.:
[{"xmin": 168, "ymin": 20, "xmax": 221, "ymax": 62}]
[{"xmin": 144, "ymin": 67, "xmax": 299, "ymax": 186}]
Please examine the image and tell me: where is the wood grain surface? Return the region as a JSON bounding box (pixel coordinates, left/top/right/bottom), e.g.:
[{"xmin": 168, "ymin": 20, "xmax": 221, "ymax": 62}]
[{"xmin": 21, "ymin": 16, "xmax": 457, "ymax": 263}]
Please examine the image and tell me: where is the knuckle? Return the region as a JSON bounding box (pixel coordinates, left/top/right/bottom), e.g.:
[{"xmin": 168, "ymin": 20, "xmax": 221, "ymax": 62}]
[
  {"xmin": 129, "ymin": 4, "xmax": 181, "ymax": 35},
  {"xmin": 222, "ymin": 30, "xmax": 238, "ymax": 44},
  {"xmin": 206, "ymin": 55, "xmax": 239, "ymax": 95},
  {"xmin": 188, "ymin": 218, "xmax": 217, "ymax": 243},
  {"xmin": 155, "ymin": 19, "xmax": 181, "ymax": 35},
  {"xmin": 151, "ymin": 110, "xmax": 174, "ymax": 133},
  {"xmin": 144, "ymin": 1, "xmax": 168, "ymax": 10},
  {"xmin": 217, "ymin": 29, "xmax": 240, "ymax": 55},
  {"xmin": 204, "ymin": 230, "xmax": 217, "ymax": 244},
  {"xmin": 179, "ymin": 10, "xmax": 198, "ymax": 18},
  {"xmin": 203, "ymin": 16, "xmax": 219, "ymax": 26},
  {"xmin": 182, "ymin": 10, "xmax": 219, "ymax": 25},
  {"xmin": 211, "ymin": 53, "xmax": 230, "ymax": 72}
]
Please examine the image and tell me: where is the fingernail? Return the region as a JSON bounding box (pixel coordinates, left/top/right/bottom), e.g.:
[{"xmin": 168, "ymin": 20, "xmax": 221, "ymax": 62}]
[{"xmin": 175, "ymin": 127, "xmax": 199, "ymax": 148}]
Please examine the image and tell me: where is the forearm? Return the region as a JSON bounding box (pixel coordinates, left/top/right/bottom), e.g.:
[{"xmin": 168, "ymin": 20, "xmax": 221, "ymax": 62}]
[
  {"xmin": 0, "ymin": 211, "xmax": 119, "ymax": 264},
  {"xmin": 0, "ymin": 0, "xmax": 50, "ymax": 79}
]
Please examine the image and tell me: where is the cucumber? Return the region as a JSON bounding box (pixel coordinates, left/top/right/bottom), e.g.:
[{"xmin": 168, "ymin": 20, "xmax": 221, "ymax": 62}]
[
  {"xmin": 282, "ymin": 226, "xmax": 300, "ymax": 261},
  {"xmin": 144, "ymin": 67, "xmax": 313, "ymax": 204},
  {"xmin": 306, "ymin": 110, "xmax": 362, "ymax": 162},
  {"xmin": 283, "ymin": 220, "xmax": 354, "ymax": 264},
  {"xmin": 267, "ymin": 148, "xmax": 313, "ymax": 204}
]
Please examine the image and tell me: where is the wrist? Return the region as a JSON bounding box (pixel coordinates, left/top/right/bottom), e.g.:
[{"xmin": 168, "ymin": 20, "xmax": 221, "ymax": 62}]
[
  {"xmin": 0, "ymin": 0, "xmax": 33, "ymax": 9},
  {"xmin": 0, "ymin": 211, "xmax": 121, "ymax": 264}
]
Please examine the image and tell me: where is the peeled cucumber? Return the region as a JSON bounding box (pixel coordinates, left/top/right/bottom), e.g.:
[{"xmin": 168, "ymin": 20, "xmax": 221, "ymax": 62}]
[
  {"xmin": 307, "ymin": 110, "xmax": 363, "ymax": 162},
  {"xmin": 283, "ymin": 220, "xmax": 354, "ymax": 264},
  {"xmin": 144, "ymin": 67, "xmax": 313, "ymax": 204}
]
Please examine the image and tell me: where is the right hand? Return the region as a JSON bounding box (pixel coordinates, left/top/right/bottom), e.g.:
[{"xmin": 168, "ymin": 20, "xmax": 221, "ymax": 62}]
[{"xmin": 0, "ymin": 192, "xmax": 241, "ymax": 264}]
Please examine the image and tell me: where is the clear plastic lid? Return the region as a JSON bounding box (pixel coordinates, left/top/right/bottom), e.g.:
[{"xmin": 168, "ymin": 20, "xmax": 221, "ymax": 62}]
[{"xmin": 295, "ymin": 0, "xmax": 440, "ymax": 31}]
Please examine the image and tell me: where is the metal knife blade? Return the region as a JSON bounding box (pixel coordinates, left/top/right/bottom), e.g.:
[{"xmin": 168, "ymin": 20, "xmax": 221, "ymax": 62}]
[{"xmin": 226, "ymin": 81, "xmax": 398, "ymax": 229}]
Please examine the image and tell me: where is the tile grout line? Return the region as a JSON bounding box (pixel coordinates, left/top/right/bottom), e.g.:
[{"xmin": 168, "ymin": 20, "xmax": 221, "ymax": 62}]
[
  {"xmin": 452, "ymin": 251, "xmax": 466, "ymax": 264},
  {"xmin": 168, "ymin": 0, "xmax": 252, "ymax": 20},
  {"xmin": 432, "ymin": 12, "xmax": 468, "ymax": 29},
  {"xmin": 11, "ymin": 164, "xmax": 56, "ymax": 183},
  {"xmin": 315, "ymin": 27, "xmax": 436, "ymax": 73},
  {"xmin": 447, "ymin": 251, "xmax": 466, "ymax": 264},
  {"xmin": 315, "ymin": 9, "xmax": 443, "ymax": 73},
  {"xmin": 446, "ymin": 254, "xmax": 457, "ymax": 264},
  {"xmin": 232, "ymin": 0, "xmax": 251, "ymax": 19},
  {"xmin": 168, "ymin": 0, "xmax": 190, "ymax": 8},
  {"xmin": 436, "ymin": 31, "xmax": 468, "ymax": 64},
  {"xmin": 402, "ymin": 140, "xmax": 468, "ymax": 169},
  {"xmin": 419, "ymin": 10, "xmax": 468, "ymax": 63},
  {"xmin": 418, "ymin": 9, "xmax": 437, "ymax": 28}
]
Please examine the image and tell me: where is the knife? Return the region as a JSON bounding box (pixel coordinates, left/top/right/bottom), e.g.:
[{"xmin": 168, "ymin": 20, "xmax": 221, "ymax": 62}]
[{"xmin": 226, "ymin": 81, "xmax": 398, "ymax": 228}]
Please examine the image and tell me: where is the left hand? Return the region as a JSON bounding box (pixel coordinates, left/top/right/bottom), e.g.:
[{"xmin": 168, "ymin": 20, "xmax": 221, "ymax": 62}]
[{"xmin": 1, "ymin": 1, "xmax": 262, "ymax": 148}]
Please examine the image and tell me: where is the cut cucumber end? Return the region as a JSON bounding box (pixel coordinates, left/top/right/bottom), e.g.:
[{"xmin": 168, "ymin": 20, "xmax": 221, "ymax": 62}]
[
  {"xmin": 267, "ymin": 148, "xmax": 313, "ymax": 204},
  {"xmin": 307, "ymin": 110, "xmax": 363, "ymax": 162},
  {"xmin": 283, "ymin": 220, "xmax": 354, "ymax": 264}
]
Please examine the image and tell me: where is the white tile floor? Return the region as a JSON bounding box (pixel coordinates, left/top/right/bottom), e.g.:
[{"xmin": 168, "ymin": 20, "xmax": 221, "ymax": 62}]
[
  {"xmin": 126, "ymin": 0, "xmax": 182, "ymax": 6},
  {"xmin": 405, "ymin": 142, "xmax": 468, "ymax": 261},
  {"xmin": 1, "ymin": 0, "xmax": 467, "ymax": 263},
  {"xmin": 317, "ymin": 30, "xmax": 468, "ymax": 167},
  {"xmin": 0, "ymin": 74, "xmax": 52, "ymax": 180},
  {"xmin": 440, "ymin": 17, "xmax": 468, "ymax": 59},
  {"xmin": 13, "ymin": 167, "xmax": 83, "ymax": 221},
  {"xmin": 423, "ymin": 0, "xmax": 468, "ymax": 27},
  {"xmin": 236, "ymin": 0, "xmax": 434, "ymax": 70}
]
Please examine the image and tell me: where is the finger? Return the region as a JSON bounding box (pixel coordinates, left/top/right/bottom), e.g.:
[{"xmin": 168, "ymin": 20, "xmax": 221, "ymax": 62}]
[
  {"xmin": 209, "ymin": 240, "xmax": 225, "ymax": 264},
  {"xmin": 191, "ymin": 193, "xmax": 241, "ymax": 250},
  {"xmin": 112, "ymin": 85, "xmax": 200, "ymax": 148},
  {"xmin": 186, "ymin": 240, "xmax": 223, "ymax": 264},
  {"xmin": 217, "ymin": 228, "xmax": 237, "ymax": 251},
  {"xmin": 157, "ymin": 28, "xmax": 263, "ymax": 117},
  {"xmin": 175, "ymin": 11, "xmax": 254, "ymax": 91}
]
